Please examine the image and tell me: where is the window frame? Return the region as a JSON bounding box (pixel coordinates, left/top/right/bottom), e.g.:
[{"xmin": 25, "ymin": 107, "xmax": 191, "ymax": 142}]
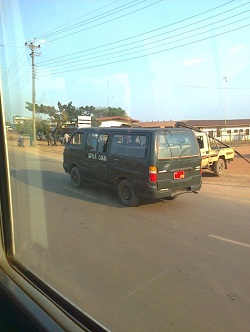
[{"xmin": 0, "ymin": 95, "xmax": 108, "ymax": 332}]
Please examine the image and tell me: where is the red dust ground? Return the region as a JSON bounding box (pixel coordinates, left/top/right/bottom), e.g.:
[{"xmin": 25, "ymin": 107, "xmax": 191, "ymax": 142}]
[
  {"xmin": 7, "ymin": 132, "xmax": 250, "ymax": 204},
  {"xmin": 201, "ymin": 144, "xmax": 250, "ymax": 204}
]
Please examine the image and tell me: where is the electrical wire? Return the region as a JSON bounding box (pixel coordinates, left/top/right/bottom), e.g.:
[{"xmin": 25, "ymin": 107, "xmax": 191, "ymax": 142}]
[
  {"xmin": 36, "ymin": 10, "xmax": 249, "ymax": 69},
  {"xmin": 35, "ymin": 1, "xmax": 249, "ymax": 72},
  {"xmin": 4, "ymin": 0, "xmax": 250, "ymax": 99},
  {"xmin": 35, "ymin": 0, "xmax": 122, "ymax": 40},
  {"xmin": 37, "ymin": 0, "xmax": 162, "ymax": 42},
  {"xmin": 36, "ymin": 23, "xmax": 249, "ymax": 76}
]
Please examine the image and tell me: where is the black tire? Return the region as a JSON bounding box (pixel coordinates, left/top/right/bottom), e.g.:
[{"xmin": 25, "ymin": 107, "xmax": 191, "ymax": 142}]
[
  {"xmin": 213, "ymin": 158, "xmax": 225, "ymax": 176},
  {"xmin": 164, "ymin": 196, "xmax": 177, "ymax": 200},
  {"xmin": 70, "ymin": 167, "xmax": 81, "ymax": 188},
  {"xmin": 118, "ymin": 180, "xmax": 139, "ymax": 207}
]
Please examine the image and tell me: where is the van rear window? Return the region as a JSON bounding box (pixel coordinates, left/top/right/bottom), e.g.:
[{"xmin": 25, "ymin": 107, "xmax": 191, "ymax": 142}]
[
  {"xmin": 110, "ymin": 134, "xmax": 146, "ymax": 158},
  {"xmin": 157, "ymin": 132, "xmax": 199, "ymax": 159}
]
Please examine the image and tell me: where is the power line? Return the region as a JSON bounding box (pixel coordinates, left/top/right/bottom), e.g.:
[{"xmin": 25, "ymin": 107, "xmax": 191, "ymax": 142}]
[
  {"xmin": 35, "ymin": 0, "xmax": 122, "ymax": 40},
  {"xmin": 36, "ymin": 0, "xmax": 239, "ymax": 44},
  {"xmin": 37, "ymin": 23, "xmax": 250, "ymax": 76},
  {"xmin": 36, "ymin": 10, "xmax": 249, "ymax": 69},
  {"xmin": 36, "ymin": 1, "xmax": 249, "ymax": 67},
  {"xmin": 9, "ymin": 76, "xmax": 31, "ymax": 98},
  {"xmin": 37, "ymin": 0, "xmax": 162, "ymax": 42},
  {"xmin": 5, "ymin": 0, "xmax": 162, "ymax": 96},
  {"xmin": 36, "ymin": 14, "xmax": 250, "ymax": 76},
  {"xmin": 1, "ymin": 48, "xmax": 27, "ymax": 83},
  {"xmin": 3, "ymin": 0, "xmax": 250, "ymax": 98}
]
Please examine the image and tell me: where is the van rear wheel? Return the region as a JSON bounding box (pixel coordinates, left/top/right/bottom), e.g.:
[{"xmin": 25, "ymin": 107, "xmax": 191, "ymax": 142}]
[
  {"xmin": 70, "ymin": 167, "xmax": 81, "ymax": 188},
  {"xmin": 118, "ymin": 180, "xmax": 139, "ymax": 207}
]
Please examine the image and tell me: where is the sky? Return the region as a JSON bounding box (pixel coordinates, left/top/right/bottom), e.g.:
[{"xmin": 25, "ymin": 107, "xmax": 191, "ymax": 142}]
[{"xmin": 1, "ymin": 0, "xmax": 250, "ymax": 123}]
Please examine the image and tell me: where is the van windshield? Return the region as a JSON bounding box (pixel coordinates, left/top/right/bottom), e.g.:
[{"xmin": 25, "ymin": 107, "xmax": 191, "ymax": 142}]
[{"xmin": 157, "ymin": 132, "xmax": 199, "ymax": 159}]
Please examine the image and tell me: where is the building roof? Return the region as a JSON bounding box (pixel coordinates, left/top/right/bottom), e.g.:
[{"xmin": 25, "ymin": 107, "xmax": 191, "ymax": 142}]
[
  {"xmin": 185, "ymin": 119, "xmax": 250, "ymax": 127},
  {"xmin": 135, "ymin": 120, "xmax": 176, "ymax": 128},
  {"xmin": 96, "ymin": 116, "xmax": 139, "ymax": 123},
  {"xmin": 137, "ymin": 119, "xmax": 250, "ymax": 128}
]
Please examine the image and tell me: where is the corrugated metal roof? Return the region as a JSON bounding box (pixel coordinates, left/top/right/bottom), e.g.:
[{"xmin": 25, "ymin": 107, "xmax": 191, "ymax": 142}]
[
  {"xmin": 96, "ymin": 116, "xmax": 139, "ymax": 123},
  {"xmin": 137, "ymin": 119, "xmax": 250, "ymax": 128},
  {"xmin": 134, "ymin": 120, "xmax": 176, "ymax": 128},
  {"xmin": 185, "ymin": 119, "xmax": 250, "ymax": 127}
]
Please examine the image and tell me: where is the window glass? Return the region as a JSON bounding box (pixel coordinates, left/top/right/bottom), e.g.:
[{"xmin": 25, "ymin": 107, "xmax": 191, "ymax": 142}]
[
  {"xmin": 85, "ymin": 132, "xmax": 98, "ymax": 151},
  {"xmin": 110, "ymin": 134, "xmax": 146, "ymax": 157},
  {"xmin": 157, "ymin": 132, "xmax": 199, "ymax": 159},
  {"xmin": 1, "ymin": 1, "xmax": 250, "ymax": 332},
  {"xmin": 69, "ymin": 132, "xmax": 83, "ymax": 145},
  {"xmin": 97, "ymin": 134, "xmax": 109, "ymax": 152}
]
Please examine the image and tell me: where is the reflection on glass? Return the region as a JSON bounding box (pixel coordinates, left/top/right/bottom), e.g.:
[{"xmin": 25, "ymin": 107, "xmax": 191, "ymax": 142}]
[{"xmin": 1, "ymin": 1, "xmax": 250, "ymax": 331}]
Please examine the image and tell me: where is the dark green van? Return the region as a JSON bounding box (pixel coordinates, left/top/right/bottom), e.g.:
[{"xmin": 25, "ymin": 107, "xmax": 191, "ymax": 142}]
[{"xmin": 63, "ymin": 127, "xmax": 202, "ymax": 206}]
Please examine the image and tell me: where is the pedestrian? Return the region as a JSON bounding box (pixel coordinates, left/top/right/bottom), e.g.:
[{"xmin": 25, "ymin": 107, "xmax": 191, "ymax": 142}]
[
  {"xmin": 63, "ymin": 132, "xmax": 70, "ymax": 145},
  {"xmin": 46, "ymin": 132, "xmax": 52, "ymax": 146},
  {"xmin": 52, "ymin": 132, "xmax": 57, "ymax": 146}
]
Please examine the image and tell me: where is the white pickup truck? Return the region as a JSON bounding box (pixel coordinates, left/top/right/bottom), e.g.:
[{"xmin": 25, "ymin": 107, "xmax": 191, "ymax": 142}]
[{"xmin": 194, "ymin": 132, "xmax": 234, "ymax": 176}]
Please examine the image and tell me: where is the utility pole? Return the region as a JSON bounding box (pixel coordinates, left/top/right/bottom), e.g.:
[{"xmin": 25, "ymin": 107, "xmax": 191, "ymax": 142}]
[{"xmin": 25, "ymin": 40, "xmax": 40, "ymax": 146}]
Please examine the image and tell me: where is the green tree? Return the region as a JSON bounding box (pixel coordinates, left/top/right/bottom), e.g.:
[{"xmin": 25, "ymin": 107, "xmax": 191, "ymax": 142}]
[
  {"xmin": 92, "ymin": 106, "xmax": 127, "ymax": 118},
  {"xmin": 26, "ymin": 101, "xmax": 60, "ymax": 132},
  {"xmin": 26, "ymin": 101, "xmax": 128, "ymax": 128},
  {"xmin": 57, "ymin": 101, "xmax": 79, "ymax": 123}
]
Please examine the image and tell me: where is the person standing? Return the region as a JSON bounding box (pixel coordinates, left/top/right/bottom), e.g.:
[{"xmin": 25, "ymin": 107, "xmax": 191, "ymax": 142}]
[
  {"xmin": 63, "ymin": 132, "xmax": 70, "ymax": 145},
  {"xmin": 46, "ymin": 132, "xmax": 52, "ymax": 146},
  {"xmin": 52, "ymin": 132, "xmax": 57, "ymax": 146}
]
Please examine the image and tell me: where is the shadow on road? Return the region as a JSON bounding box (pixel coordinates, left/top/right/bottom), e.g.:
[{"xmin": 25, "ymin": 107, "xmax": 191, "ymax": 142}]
[{"xmin": 10, "ymin": 168, "xmax": 163, "ymax": 208}]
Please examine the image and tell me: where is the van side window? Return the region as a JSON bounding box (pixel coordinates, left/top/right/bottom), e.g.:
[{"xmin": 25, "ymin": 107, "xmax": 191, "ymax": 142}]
[
  {"xmin": 86, "ymin": 133, "xmax": 98, "ymax": 151},
  {"xmin": 110, "ymin": 134, "xmax": 146, "ymax": 157},
  {"xmin": 97, "ymin": 134, "xmax": 109, "ymax": 152},
  {"xmin": 69, "ymin": 132, "xmax": 83, "ymax": 145}
]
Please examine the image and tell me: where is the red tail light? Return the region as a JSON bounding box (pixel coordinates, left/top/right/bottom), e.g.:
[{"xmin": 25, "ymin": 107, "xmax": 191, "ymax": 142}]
[{"xmin": 149, "ymin": 166, "xmax": 158, "ymax": 182}]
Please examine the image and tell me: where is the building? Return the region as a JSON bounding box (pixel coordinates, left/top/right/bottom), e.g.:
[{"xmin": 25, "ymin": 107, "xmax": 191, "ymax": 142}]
[
  {"xmin": 137, "ymin": 119, "xmax": 250, "ymax": 143},
  {"xmin": 96, "ymin": 116, "xmax": 140, "ymax": 127}
]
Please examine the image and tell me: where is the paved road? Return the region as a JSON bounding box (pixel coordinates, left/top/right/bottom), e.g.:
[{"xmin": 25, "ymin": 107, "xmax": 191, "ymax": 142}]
[{"xmin": 8, "ymin": 143, "xmax": 250, "ymax": 332}]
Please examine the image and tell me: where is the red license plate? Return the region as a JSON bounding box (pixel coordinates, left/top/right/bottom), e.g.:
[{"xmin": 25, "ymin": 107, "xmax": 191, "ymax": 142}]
[{"xmin": 174, "ymin": 170, "xmax": 185, "ymax": 179}]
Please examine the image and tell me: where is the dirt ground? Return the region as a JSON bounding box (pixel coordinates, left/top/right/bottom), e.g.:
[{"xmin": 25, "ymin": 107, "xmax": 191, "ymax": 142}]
[
  {"xmin": 7, "ymin": 133, "xmax": 250, "ymax": 203},
  {"xmin": 201, "ymin": 144, "xmax": 250, "ymax": 204},
  {"xmin": 221, "ymin": 144, "xmax": 250, "ymax": 175}
]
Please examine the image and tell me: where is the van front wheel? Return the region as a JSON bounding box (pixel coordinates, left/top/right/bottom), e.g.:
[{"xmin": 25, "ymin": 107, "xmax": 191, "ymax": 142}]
[
  {"xmin": 70, "ymin": 167, "xmax": 81, "ymax": 188},
  {"xmin": 118, "ymin": 180, "xmax": 139, "ymax": 207}
]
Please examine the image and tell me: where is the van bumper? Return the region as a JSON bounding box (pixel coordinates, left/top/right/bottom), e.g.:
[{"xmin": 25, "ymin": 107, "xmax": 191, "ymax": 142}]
[{"xmin": 144, "ymin": 183, "xmax": 202, "ymax": 199}]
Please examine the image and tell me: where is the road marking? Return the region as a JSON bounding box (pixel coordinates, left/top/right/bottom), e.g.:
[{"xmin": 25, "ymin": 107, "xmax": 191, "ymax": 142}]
[
  {"xmin": 124, "ymin": 268, "xmax": 172, "ymax": 299},
  {"xmin": 63, "ymin": 186, "xmax": 97, "ymax": 200},
  {"xmin": 208, "ymin": 234, "xmax": 250, "ymax": 248}
]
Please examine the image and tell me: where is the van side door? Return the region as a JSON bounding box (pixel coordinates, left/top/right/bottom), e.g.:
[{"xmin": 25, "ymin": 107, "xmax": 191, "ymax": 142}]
[
  {"xmin": 83, "ymin": 132, "xmax": 109, "ymax": 185},
  {"xmin": 63, "ymin": 131, "xmax": 84, "ymax": 173},
  {"xmin": 108, "ymin": 133, "xmax": 149, "ymax": 189}
]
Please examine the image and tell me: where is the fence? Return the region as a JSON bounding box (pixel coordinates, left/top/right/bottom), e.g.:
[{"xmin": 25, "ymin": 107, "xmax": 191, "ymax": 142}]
[{"xmin": 204, "ymin": 128, "xmax": 250, "ymax": 145}]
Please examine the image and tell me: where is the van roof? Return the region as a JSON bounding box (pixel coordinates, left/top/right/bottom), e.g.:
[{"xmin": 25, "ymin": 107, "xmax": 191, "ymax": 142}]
[{"xmin": 74, "ymin": 127, "xmax": 191, "ymax": 133}]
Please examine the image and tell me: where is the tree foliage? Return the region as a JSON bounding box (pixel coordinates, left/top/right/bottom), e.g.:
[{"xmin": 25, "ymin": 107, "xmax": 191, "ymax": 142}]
[{"xmin": 25, "ymin": 101, "xmax": 128, "ymax": 131}]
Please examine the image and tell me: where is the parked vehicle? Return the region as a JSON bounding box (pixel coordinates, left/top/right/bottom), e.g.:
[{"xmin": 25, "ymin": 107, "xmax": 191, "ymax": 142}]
[
  {"xmin": 175, "ymin": 122, "xmax": 235, "ymax": 176},
  {"xmin": 195, "ymin": 132, "xmax": 234, "ymax": 176},
  {"xmin": 63, "ymin": 127, "xmax": 202, "ymax": 206}
]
